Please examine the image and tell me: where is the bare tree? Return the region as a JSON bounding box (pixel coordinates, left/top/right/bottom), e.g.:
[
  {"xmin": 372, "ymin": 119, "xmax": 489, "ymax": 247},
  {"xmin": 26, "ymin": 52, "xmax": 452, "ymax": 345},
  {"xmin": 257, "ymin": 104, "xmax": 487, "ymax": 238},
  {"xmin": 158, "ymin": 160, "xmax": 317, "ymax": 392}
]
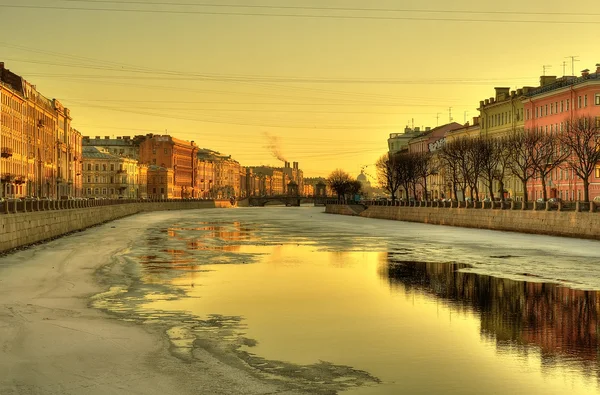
[
  {"xmin": 506, "ymin": 128, "xmax": 538, "ymax": 203},
  {"xmin": 464, "ymin": 138, "xmax": 486, "ymax": 201},
  {"xmin": 530, "ymin": 130, "xmax": 570, "ymax": 201},
  {"xmin": 479, "ymin": 137, "xmax": 500, "ymax": 201},
  {"xmin": 414, "ymin": 152, "xmax": 437, "ymax": 201},
  {"xmin": 439, "ymin": 141, "xmax": 463, "ymax": 200},
  {"xmin": 395, "ymin": 153, "xmax": 418, "ymax": 200},
  {"xmin": 559, "ymin": 117, "xmax": 600, "ymax": 202},
  {"xmin": 375, "ymin": 153, "xmax": 402, "ymax": 203},
  {"xmin": 326, "ymin": 169, "xmax": 353, "ymax": 201}
]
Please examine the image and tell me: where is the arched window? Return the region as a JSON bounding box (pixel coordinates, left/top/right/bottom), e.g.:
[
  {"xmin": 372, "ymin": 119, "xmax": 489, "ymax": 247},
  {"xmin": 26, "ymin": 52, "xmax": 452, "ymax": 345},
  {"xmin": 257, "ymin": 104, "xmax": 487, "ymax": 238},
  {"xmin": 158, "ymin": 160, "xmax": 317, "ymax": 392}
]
[
  {"xmin": 94, "ymin": 188, "xmax": 99, "ymax": 195},
  {"xmin": 87, "ymin": 163, "xmax": 92, "ymax": 171}
]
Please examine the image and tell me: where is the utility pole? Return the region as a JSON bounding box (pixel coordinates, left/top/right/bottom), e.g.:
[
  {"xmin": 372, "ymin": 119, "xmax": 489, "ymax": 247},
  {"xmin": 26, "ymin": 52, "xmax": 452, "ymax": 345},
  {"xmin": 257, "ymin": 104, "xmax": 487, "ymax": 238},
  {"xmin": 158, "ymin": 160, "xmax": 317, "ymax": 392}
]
[
  {"xmin": 565, "ymin": 56, "xmax": 579, "ymax": 76},
  {"xmin": 436, "ymin": 113, "xmax": 440, "ymax": 126},
  {"xmin": 562, "ymin": 61, "xmax": 568, "ymax": 77},
  {"xmin": 542, "ymin": 65, "xmax": 552, "ymax": 76},
  {"xmin": 448, "ymin": 107, "xmax": 453, "ymax": 123}
]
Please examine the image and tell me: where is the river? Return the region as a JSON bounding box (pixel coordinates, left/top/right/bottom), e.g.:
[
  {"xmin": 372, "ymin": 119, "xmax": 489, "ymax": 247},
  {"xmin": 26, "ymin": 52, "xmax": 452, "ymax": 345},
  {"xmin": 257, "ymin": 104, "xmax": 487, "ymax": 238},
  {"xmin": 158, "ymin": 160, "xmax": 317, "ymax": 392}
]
[{"xmin": 92, "ymin": 206, "xmax": 600, "ymax": 394}]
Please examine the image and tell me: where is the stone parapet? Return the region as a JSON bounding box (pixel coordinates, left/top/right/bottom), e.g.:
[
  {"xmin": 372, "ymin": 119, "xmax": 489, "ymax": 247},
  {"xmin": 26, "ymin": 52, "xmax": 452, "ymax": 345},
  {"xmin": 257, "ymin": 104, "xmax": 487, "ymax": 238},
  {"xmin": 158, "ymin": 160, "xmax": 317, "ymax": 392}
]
[
  {"xmin": 325, "ymin": 204, "xmax": 600, "ymax": 240},
  {"xmin": 0, "ymin": 200, "xmax": 232, "ymax": 253}
]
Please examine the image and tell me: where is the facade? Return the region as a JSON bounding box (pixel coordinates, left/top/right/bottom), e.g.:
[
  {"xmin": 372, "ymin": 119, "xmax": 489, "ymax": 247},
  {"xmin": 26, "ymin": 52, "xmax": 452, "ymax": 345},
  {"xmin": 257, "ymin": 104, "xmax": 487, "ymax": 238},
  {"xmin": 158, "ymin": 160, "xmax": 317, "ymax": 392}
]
[
  {"xmin": 82, "ymin": 146, "xmax": 140, "ymax": 199},
  {"xmin": 478, "ymin": 86, "xmax": 532, "ymax": 200},
  {"xmin": 407, "ymin": 122, "xmax": 463, "ymax": 200},
  {"xmin": 1, "ymin": 62, "xmax": 82, "ymax": 199},
  {"xmin": 147, "ymin": 165, "xmax": 174, "ymax": 199},
  {"xmin": 197, "ymin": 148, "xmax": 241, "ymax": 198},
  {"xmin": 522, "ymin": 67, "xmax": 600, "ymax": 201},
  {"xmin": 388, "ymin": 126, "xmax": 430, "ymax": 154},
  {"xmin": 83, "ymin": 136, "xmax": 139, "ymax": 159},
  {"xmin": 197, "ymin": 154, "xmax": 215, "ymax": 198},
  {"xmin": 138, "ymin": 135, "xmax": 198, "ymax": 198}
]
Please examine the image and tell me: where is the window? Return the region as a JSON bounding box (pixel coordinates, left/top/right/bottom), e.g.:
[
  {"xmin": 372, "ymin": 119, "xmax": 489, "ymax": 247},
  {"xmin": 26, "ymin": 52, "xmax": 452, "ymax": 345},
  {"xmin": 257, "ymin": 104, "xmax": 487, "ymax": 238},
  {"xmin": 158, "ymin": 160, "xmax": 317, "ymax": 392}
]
[
  {"xmin": 526, "ymin": 109, "xmax": 530, "ymax": 120},
  {"xmin": 152, "ymin": 148, "xmax": 156, "ymax": 154},
  {"xmin": 596, "ymin": 94, "xmax": 600, "ymax": 105},
  {"xmin": 102, "ymin": 164, "xmax": 107, "ymax": 171},
  {"xmin": 110, "ymin": 188, "xmax": 114, "ymax": 195},
  {"xmin": 596, "ymin": 166, "xmax": 600, "ymax": 178},
  {"xmin": 585, "ymin": 95, "xmax": 588, "ymax": 107},
  {"xmin": 95, "ymin": 164, "xmax": 99, "ymax": 171},
  {"xmin": 111, "ymin": 164, "xmax": 115, "ymax": 171},
  {"xmin": 545, "ymin": 104, "xmax": 548, "ymax": 115},
  {"xmin": 536, "ymin": 107, "xmax": 539, "ymax": 118},
  {"xmin": 87, "ymin": 176, "xmax": 91, "ymax": 183},
  {"xmin": 102, "ymin": 188, "xmax": 107, "ymax": 195},
  {"xmin": 94, "ymin": 188, "xmax": 99, "ymax": 195},
  {"xmin": 87, "ymin": 163, "xmax": 92, "ymax": 171},
  {"xmin": 152, "ymin": 158, "xmax": 156, "ymax": 164},
  {"xmin": 567, "ymin": 99, "xmax": 570, "ymax": 110},
  {"xmin": 596, "ymin": 117, "xmax": 600, "ymax": 128},
  {"xmin": 164, "ymin": 148, "xmax": 168, "ymax": 154},
  {"xmin": 551, "ymin": 103, "xmax": 554, "ymax": 114},
  {"xmin": 561, "ymin": 101, "xmax": 564, "ymax": 112},
  {"xmin": 578, "ymin": 96, "xmax": 582, "ymax": 108}
]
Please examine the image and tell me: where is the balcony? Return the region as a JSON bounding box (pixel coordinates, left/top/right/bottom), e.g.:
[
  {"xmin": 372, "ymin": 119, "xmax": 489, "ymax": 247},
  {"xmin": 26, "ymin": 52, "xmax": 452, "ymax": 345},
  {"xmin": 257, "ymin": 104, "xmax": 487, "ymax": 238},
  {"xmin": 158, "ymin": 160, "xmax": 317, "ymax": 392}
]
[
  {"xmin": 116, "ymin": 169, "xmax": 127, "ymax": 174},
  {"xmin": 1, "ymin": 173, "xmax": 15, "ymax": 183},
  {"xmin": 1, "ymin": 147, "xmax": 13, "ymax": 158}
]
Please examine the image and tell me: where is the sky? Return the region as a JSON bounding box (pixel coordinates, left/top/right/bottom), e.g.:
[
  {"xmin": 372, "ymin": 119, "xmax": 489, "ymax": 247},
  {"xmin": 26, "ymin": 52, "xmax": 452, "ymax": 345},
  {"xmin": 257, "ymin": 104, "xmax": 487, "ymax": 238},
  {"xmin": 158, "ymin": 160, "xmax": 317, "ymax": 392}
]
[{"xmin": 2, "ymin": 0, "xmax": 600, "ymax": 179}]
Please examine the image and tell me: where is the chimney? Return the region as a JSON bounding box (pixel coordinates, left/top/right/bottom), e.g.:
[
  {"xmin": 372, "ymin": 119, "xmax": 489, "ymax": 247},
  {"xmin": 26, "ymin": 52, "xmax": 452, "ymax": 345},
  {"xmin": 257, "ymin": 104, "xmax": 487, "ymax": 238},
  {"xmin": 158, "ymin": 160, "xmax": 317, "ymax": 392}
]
[
  {"xmin": 510, "ymin": 90, "xmax": 516, "ymax": 97},
  {"xmin": 479, "ymin": 100, "xmax": 485, "ymax": 108},
  {"xmin": 582, "ymin": 69, "xmax": 590, "ymax": 77},
  {"xmin": 494, "ymin": 87, "xmax": 510, "ymax": 101},
  {"xmin": 117, "ymin": 136, "xmax": 122, "ymax": 139},
  {"xmin": 540, "ymin": 76, "xmax": 557, "ymax": 86},
  {"xmin": 95, "ymin": 136, "xmax": 100, "ymax": 139},
  {"xmin": 105, "ymin": 136, "xmax": 110, "ymax": 139},
  {"xmin": 484, "ymin": 99, "xmax": 489, "ymax": 105}
]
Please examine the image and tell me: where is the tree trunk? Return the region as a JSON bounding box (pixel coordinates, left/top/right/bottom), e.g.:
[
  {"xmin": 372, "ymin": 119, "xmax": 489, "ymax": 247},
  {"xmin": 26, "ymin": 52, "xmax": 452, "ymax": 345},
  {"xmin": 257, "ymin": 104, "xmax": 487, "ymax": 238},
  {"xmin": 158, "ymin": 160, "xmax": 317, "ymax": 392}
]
[
  {"xmin": 522, "ymin": 180, "xmax": 529, "ymax": 202},
  {"xmin": 422, "ymin": 177, "xmax": 428, "ymax": 201},
  {"xmin": 498, "ymin": 180, "xmax": 505, "ymax": 201},
  {"xmin": 584, "ymin": 178, "xmax": 590, "ymax": 202},
  {"xmin": 541, "ymin": 176, "xmax": 548, "ymax": 201}
]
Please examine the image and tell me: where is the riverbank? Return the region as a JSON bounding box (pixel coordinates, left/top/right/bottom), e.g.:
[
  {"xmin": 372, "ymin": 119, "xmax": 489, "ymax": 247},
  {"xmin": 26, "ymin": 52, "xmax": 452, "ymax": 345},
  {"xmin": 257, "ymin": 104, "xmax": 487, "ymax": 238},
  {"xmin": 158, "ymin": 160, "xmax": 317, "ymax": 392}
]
[
  {"xmin": 326, "ymin": 203, "xmax": 600, "ymax": 240},
  {"xmin": 0, "ymin": 200, "xmax": 232, "ymax": 254},
  {"xmin": 0, "ymin": 211, "xmax": 308, "ymax": 395}
]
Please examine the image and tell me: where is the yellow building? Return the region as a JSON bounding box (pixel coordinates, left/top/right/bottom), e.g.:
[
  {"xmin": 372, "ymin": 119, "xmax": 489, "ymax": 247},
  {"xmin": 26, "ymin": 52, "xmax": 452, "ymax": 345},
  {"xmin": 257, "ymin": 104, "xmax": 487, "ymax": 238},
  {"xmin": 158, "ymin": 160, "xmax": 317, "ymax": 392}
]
[
  {"xmin": 82, "ymin": 146, "xmax": 140, "ymax": 199},
  {"xmin": 1, "ymin": 62, "xmax": 82, "ymax": 199}
]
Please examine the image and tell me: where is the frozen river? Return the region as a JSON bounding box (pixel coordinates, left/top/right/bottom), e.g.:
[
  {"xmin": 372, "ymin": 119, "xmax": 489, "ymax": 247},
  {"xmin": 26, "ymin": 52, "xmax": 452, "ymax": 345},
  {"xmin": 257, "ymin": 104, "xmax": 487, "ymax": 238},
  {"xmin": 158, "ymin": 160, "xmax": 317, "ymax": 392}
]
[{"xmin": 88, "ymin": 206, "xmax": 600, "ymax": 395}]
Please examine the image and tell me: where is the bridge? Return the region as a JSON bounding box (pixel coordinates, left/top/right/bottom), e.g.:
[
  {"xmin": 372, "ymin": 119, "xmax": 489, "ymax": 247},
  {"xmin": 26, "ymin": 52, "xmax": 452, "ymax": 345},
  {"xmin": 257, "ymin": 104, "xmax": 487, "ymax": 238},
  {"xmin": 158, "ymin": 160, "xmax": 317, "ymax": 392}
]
[{"xmin": 247, "ymin": 195, "xmax": 323, "ymax": 207}]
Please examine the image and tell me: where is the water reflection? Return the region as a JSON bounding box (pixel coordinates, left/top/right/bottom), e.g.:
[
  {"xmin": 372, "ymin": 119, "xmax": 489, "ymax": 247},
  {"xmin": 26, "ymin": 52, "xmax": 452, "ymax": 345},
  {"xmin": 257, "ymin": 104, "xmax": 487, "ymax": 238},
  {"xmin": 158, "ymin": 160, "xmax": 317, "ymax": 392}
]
[{"xmin": 381, "ymin": 258, "xmax": 600, "ymax": 377}]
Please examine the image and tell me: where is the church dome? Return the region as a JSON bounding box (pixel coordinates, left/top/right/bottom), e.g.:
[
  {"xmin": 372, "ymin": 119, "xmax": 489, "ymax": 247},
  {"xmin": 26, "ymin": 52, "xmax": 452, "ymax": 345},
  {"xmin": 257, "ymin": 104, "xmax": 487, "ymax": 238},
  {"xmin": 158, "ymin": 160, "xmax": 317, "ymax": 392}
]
[{"xmin": 357, "ymin": 172, "xmax": 368, "ymax": 182}]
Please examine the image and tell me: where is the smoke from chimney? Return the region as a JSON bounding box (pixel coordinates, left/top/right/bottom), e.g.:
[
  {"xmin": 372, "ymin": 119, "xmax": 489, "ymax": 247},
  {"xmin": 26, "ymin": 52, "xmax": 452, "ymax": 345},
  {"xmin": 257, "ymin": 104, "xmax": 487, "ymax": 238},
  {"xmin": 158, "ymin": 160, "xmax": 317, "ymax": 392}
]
[{"xmin": 263, "ymin": 132, "xmax": 287, "ymax": 163}]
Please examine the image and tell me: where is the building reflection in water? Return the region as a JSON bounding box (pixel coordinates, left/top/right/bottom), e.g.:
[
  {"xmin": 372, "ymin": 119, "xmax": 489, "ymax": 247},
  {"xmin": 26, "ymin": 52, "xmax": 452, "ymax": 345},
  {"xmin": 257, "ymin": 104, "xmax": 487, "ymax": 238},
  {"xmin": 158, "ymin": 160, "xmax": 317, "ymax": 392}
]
[{"xmin": 380, "ymin": 257, "xmax": 600, "ymax": 377}]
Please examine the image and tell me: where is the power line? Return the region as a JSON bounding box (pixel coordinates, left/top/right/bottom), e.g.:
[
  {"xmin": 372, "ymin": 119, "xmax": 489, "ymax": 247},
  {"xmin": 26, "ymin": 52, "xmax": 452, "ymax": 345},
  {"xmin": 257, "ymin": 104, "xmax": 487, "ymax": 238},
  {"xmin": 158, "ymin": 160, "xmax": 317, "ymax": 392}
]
[
  {"xmin": 59, "ymin": 0, "xmax": 600, "ymax": 18},
  {"xmin": 2, "ymin": 4, "xmax": 599, "ymax": 24}
]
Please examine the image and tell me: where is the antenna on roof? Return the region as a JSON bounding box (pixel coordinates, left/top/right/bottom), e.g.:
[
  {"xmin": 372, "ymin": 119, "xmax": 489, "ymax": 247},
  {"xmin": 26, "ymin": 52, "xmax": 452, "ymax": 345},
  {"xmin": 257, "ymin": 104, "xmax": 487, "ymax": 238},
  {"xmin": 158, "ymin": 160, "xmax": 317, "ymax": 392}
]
[{"xmin": 542, "ymin": 65, "xmax": 552, "ymax": 76}]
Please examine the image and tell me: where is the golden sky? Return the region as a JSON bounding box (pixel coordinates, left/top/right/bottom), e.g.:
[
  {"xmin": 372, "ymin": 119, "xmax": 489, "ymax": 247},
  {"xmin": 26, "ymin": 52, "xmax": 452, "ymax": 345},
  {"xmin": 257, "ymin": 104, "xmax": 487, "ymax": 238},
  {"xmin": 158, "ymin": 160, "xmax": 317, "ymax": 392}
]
[{"xmin": 2, "ymin": 0, "xmax": 599, "ymax": 178}]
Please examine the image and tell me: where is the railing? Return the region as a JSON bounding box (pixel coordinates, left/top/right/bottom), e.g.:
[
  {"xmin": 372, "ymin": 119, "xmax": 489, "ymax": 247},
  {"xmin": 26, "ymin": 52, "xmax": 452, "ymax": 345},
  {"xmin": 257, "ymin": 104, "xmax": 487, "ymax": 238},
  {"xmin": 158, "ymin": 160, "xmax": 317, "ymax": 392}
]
[
  {"xmin": 0, "ymin": 198, "xmax": 224, "ymax": 215},
  {"xmin": 327, "ymin": 199, "xmax": 600, "ymax": 213},
  {"xmin": 1, "ymin": 147, "xmax": 13, "ymax": 158}
]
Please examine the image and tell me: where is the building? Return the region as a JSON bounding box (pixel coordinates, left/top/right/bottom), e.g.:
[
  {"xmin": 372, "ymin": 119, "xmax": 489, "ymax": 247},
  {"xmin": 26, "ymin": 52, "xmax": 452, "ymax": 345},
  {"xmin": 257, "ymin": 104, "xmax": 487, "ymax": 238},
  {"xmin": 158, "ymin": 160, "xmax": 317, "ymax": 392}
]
[
  {"xmin": 281, "ymin": 161, "xmax": 304, "ymax": 194},
  {"xmin": 522, "ymin": 67, "xmax": 600, "ymax": 201},
  {"xmin": 1, "ymin": 62, "xmax": 82, "ymax": 199},
  {"xmin": 147, "ymin": 165, "xmax": 174, "ymax": 199},
  {"xmin": 388, "ymin": 126, "xmax": 429, "ymax": 155},
  {"xmin": 82, "ymin": 146, "xmax": 140, "ymax": 199},
  {"xmin": 406, "ymin": 122, "xmax": 463, "ymax": 200},
  {"xmin": 138, "ymin": 134, "xmax": 198, "ymax": 198},
  {"xmin": 83, "ymin": 136, "xmax": 139, "ymax": 159},
  {"xmin": 197, "ymin": 148, "xmax": 241, "ymax": 198}
]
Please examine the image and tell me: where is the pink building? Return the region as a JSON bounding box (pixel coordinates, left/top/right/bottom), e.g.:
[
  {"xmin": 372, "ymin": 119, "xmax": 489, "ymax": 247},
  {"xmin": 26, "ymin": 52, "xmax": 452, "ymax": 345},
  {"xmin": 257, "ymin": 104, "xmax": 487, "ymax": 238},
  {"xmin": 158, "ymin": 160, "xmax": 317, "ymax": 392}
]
[{"xmin": 522, "ymin": 68, "xmax": 600, "ymax": 201}]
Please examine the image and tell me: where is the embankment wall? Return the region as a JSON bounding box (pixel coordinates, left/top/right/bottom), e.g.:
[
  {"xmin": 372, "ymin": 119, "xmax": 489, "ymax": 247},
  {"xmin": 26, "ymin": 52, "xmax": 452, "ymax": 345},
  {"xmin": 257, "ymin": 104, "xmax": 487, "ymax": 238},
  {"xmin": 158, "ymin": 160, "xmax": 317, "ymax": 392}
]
[
  {"xmin": 0, "ymin": 201, "xmax": 231, "ymax": 253},
  {"xmin": 326, "ymin": 204, "xmax": 600, "ymax": 240}
]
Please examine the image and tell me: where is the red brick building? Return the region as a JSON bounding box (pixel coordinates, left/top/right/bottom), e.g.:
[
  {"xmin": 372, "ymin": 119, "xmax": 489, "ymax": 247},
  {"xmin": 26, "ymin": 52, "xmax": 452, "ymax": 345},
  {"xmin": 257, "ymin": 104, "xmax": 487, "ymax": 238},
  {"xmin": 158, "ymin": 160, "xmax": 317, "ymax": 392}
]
[{"xmin": 138, "ymin": 135, "xmax": 198, "ymax": 198}]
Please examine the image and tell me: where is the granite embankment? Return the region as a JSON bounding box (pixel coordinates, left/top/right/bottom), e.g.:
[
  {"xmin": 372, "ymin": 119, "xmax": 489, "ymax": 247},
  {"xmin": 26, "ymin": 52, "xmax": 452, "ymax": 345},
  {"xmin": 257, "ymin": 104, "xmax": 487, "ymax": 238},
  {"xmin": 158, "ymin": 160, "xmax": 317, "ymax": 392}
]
[
  {"xmin": 326, "ymin": 204, "xmax": 600, "ymax": 240},
  {"xmin": 0, "ymin": 200, "xmax": 231, "ymax": 253}
]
